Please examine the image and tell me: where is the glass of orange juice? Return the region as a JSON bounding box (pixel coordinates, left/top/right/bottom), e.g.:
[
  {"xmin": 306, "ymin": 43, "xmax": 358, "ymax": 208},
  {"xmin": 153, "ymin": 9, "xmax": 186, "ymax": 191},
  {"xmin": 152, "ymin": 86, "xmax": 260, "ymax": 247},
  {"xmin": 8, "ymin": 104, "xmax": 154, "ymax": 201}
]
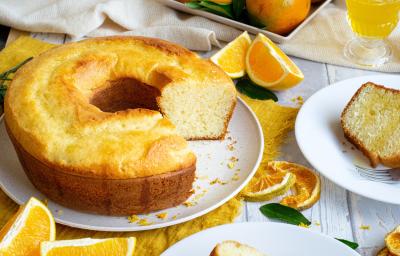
[{"xmin": 344, "ymin": 0, "xmax": 400, "ymax": 66}]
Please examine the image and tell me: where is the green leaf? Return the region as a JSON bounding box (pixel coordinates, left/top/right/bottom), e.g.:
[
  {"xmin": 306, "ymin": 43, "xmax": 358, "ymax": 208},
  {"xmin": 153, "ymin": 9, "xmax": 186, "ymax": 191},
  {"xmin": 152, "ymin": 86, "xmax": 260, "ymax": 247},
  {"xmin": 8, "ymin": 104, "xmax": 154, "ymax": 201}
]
[
  {"xmin": 335, "ymin": 238, "xmax": 359, "ymax": 250},
  {"xmin": 185, "ymin": 1, "xmax": 202, "ymax": 9},
  {"xmin": 235, "ymin": 77, "xmax": 278, "ymax": 101},
  {"xmin": 259, "ymin": 203, "xmax": 311, "ymax": 225},
  {"xmin": 232, "ymin": 0, "xmax": 245, "ymax": 19},
  {"xmin": 199, "ymin": 1, "xmax": 233, "ymax": 18}
]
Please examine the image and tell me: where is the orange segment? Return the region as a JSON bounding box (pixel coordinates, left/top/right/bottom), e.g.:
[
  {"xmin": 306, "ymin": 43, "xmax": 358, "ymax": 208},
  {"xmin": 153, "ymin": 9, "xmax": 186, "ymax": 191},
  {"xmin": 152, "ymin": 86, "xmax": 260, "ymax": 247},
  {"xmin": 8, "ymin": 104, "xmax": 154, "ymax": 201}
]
[
  {"xmin": 0, "ymin": 197, "xmax": 56, "ymax": 256},
  {"xmin": 271, "ymin": 161, "xmax": 321, "ymax": 210},
  {"xmin": 41, "ymin": 237, "xmax": 136, "ymax": 256},
  {"xmin": 211, "ymin": 31, "xmax": 252, "ymax": 78},
  {"xmin": 246, "ymin": 33, "xmax": 304, "ymax": 91},
  {"xmin": 247, "ymin": 41, "xmax": 286, "ymax": 83}
]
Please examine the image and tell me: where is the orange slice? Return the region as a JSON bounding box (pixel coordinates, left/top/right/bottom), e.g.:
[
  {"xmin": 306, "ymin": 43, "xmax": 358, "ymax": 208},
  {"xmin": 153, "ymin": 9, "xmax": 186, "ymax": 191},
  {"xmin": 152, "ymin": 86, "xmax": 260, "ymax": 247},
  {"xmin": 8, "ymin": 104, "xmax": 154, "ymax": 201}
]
[
  {"xmin": 242, "ymin": 162, "xmax": 296, "ymax": 201},
  {"xmin": 271, "ymin": 161, "xmax": 321, "ymax": 210},
  {"xmin": 386, "ymin": 226, "xmax": 400, "ymax": 255},
  {"xmin": 41, "ymin": 237, "xmax": 136, "ymax": 256},
  {"xmin": 0, "ymin": 197, "xmax": 56, "ymax": 256},
  {"xmin": 211, "ymin": 31, "xmax": 252, "ymax": 78},
  {"xmin": 246, "ymin": 33, "xmax": 304, "ymax": 91},
  {"xmin": 377, "ymin": 248, "xmax": 396, "ymax": 256}
]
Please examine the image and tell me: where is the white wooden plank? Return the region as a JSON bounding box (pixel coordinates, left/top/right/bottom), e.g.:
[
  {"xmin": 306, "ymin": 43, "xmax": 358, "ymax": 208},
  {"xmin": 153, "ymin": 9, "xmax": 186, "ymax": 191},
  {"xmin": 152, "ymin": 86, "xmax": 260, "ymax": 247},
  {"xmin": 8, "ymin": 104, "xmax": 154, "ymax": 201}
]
[
  {"xmin": 349, "ymin": 193, "xmax": 400, "ymax": 249},
  {"xmin": 326, "ymin": 64, "xmax": 382, "ymax": 84}
]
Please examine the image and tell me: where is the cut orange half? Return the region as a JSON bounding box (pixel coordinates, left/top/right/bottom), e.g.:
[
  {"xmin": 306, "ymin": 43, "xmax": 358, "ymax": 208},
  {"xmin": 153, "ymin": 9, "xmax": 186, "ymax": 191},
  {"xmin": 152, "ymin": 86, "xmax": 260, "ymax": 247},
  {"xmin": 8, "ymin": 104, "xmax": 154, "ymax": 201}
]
[
  {"xmin": 271, "ymin": 161, "xmax": 321, "ymax": 210},
  {"xmin": 0, "ymin": 197, "xmax": 56, "ymax": 256},
  {"xmin": 242, "ymin": 161, "xmax": 296, "ymax": 201},
  {"xmin": 41, "ymin": 237, "xmax": 136, "ymax": 256},
  {"xmin": 246, "ymin": 33, "xmax": 304, "ymax": 91},
  {"xmin": 211, "ymin": 31, "xmax": 252, "ymax": 78}
]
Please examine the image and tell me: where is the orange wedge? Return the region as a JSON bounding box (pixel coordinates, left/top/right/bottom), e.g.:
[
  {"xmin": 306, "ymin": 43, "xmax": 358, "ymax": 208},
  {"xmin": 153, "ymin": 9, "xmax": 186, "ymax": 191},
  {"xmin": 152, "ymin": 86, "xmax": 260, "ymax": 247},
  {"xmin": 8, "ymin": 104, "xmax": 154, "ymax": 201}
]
[
  {"xmin": 271, "ymin": 161, "xmax": 321, "ymax": 210},
  {"xmin": 242, "ymin": 161, "xmax": 296, "ymax": 201},
  {"xmin": 246, "ymin": 33, "xmax": 304, "ymax": 91},
  {"xmin": 40, "ymin": 237, "xmax": 136, "ymax": 256},
  {"xmin": 385, "ymin": 226, "xmax": 400, "ymax": 255},
  {"xmin": 211, "ymin": 31, "xmax": 252, "ymax": 78},
  {"xmin": 0, "ymin": 197, "xmax": 56, "ymax": 256}
]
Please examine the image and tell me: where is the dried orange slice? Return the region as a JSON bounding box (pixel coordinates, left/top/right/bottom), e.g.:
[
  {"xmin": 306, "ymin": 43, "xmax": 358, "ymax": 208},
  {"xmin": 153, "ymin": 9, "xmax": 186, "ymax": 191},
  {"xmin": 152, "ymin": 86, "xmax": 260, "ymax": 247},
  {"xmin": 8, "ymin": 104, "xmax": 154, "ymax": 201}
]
[
  {"xmin": 386, "ymin": 226, "xmax": 400, "ymax": 255},
  {"xmin": 211, "ymin": 31, "xmax": 252, "ymax": 78},
  {"xmin": 41, "ymin": 237, "xmax": 136, "ymax": 256},
  {"xmin": 271, "ymin": 161, "xmax": 321, "ymax": 210},
  {"xmin": 242, "ymin": 162, "xmax": 296, "ymax": 202},
  {"xmin": 377, "ymin": 248, "xmax": 396, "ymax": 256},
  {"xmin": 246, "ymin": 33, "xmax": 304, "ymax": 91},
  {"xmin": 0, "ymin": 197, "xmax": 56, "ymax": 256}
]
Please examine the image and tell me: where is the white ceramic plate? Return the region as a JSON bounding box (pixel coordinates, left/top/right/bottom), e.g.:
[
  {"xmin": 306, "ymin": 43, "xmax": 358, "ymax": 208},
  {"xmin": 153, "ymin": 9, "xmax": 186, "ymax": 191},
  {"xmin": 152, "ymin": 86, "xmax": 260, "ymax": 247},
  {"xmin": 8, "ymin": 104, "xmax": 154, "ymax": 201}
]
[
  {"xmin": 296, "ymin": 75, "xmax": 400, "ymax": 204},
  {"xmin": 158, "ymin": 0, "xmax": 332, "ymax": 44},
  {"xmin": 0, "ymin": 97, "xmax": 263, "ymax": 231},
  {"xmin": 161, "ymin": 222, "xmax": 361, "ymax": 256}
]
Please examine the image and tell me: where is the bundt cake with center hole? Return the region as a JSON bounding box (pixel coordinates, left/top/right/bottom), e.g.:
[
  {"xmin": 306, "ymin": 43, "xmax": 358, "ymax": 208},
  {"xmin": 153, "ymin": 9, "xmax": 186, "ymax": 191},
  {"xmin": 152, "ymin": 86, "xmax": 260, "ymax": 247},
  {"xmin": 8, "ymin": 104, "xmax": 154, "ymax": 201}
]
[{"xmin": 4, "ymin": 36, "xmax": 237, "ymax": 215}]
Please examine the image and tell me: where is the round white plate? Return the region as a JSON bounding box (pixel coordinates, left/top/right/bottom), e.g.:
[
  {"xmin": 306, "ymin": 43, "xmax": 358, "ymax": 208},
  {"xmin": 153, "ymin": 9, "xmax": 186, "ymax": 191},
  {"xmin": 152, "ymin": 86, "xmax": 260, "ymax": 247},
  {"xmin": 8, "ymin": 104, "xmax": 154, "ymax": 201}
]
[
  {"xmin": 0, "ymin": 97, "xmax": 263, "ymax": 231},
  {"xmin": 161, "ymin": 222, "xmax": 360, "ymax": 256},
  {"xmin": 296, "ymin": 75, "xmax": 400, "ymax": 204}
]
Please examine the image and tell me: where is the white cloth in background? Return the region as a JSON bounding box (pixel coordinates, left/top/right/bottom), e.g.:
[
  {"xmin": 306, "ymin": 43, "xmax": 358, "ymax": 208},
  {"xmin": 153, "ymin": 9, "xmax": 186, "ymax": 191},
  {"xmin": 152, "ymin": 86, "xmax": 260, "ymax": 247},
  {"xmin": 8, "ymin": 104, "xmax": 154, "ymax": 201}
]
[{"xmin": 0, "ymin": 0, "xmax": 399, "ymax": 72}]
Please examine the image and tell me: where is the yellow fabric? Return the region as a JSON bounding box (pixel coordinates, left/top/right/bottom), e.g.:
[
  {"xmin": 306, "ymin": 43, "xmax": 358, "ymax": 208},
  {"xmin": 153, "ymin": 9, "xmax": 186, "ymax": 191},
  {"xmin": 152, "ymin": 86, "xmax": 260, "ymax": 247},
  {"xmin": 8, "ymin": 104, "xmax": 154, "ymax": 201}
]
[{"xmin": 0, "ymin": 36, "xmax": 299, "ymax": 256}]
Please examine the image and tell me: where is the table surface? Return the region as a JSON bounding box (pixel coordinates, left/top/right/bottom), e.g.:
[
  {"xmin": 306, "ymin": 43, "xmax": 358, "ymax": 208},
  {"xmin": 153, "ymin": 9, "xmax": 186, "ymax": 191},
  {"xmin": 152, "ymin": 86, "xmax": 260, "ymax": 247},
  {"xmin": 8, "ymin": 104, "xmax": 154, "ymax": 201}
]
[{"xmin": 3, "ymin": 28, "xmax": 398, "ymax": 256}]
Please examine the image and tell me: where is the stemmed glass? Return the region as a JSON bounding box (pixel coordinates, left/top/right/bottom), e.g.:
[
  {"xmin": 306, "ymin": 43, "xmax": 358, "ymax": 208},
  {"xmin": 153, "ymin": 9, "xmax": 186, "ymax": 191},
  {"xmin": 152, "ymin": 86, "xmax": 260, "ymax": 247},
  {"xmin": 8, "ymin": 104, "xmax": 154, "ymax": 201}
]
[{"xmin": 344, "ymin": 0, "xmax": 400, "ymax": 66}]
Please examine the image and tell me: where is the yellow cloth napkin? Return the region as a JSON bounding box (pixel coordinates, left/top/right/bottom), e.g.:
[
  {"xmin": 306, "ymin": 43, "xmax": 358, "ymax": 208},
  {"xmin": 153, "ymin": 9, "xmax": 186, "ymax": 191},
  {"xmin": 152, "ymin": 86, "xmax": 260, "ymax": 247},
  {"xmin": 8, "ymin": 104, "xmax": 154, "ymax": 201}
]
[{"xmin": 0, "ymin": 36, "xmax": 298, "ymax": 256}]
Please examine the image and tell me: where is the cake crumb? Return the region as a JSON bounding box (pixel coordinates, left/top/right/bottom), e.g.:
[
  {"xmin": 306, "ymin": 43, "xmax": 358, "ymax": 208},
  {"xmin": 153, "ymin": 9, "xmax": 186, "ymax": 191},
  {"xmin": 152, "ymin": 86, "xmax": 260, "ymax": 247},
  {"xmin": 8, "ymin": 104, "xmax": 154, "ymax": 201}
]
[
  {"xmin": 183, "ymin": 201, "xmax": 197, "ymax": 207},
  {"xmin": 56, "ymin": 209, "xmax": 63, "ymax": 216},
  {"xmin": 360, "ymin": 225, "xmax": 370, "ymax": 230},
  {"xmin": 156, "ymin": 212, "xmax": 168, "ymax": 220},
  {"xmin": 42, "ymin": 198, "xmax": 49, "ymax": 206},
  {"xmin": 232, "ymin": 173, "xmax": 240, "ymax": 181},
  {"xmin": 210, "ymin": 178, "xmax": 227, "ymax": 185},
  {"xmin": 128, "ymin": 214, "xmax": 140, "ymax": 223},
  {"xmin": 227, "ymin": 162, "xmax": 235, "ymax": 169},
  {"xmin": 172, "ymin": 214, "xmax": 179, "ymax": 220},
  {"xmin": 138, "ymin": 218, "xmax": 153, "ymax": 226},
  {"xmin": 314, "ymin": 221, "xmax": 320, "ymax": 226}
]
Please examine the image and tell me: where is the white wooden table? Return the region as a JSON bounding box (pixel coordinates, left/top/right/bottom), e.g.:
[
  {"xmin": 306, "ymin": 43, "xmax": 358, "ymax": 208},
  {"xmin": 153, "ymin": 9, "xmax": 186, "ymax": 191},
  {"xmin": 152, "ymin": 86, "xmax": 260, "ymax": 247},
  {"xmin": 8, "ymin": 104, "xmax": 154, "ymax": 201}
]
[{"xmin": 7, "ymin": 29, "xmax": 398, "ymax": 256}]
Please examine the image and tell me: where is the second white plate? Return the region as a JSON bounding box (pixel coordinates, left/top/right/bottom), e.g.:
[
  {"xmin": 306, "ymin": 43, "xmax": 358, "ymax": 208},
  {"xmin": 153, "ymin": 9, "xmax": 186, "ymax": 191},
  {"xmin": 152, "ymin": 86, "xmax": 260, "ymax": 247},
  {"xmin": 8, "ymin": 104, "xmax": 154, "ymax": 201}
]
[
  {"xmin": 296, "ymin": 75, "xmax": 400, "ymax": 204},
  {"xmin": 0, "ymin": 97, "xmax": 263, "ymax": 231},
  {"xmin": 161, "ymin": 222, "xmax": 360, "ymax": 256}
]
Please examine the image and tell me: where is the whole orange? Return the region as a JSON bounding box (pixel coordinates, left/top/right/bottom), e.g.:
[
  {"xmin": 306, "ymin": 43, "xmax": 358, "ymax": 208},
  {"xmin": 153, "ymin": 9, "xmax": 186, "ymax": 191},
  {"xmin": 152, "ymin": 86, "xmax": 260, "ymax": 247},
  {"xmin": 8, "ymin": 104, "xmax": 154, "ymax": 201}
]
[{"xmin": 246, "ymin": 0, "xmax": 311, "ymax": 35}]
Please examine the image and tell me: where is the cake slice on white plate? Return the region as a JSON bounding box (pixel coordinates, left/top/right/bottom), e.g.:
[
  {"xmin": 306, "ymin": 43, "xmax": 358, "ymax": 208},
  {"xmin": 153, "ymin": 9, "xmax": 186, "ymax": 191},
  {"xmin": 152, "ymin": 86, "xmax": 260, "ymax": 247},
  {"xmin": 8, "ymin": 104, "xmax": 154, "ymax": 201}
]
[{"xmin": 210, "ymin": 240, "xmax": 266, "ymax": 256}]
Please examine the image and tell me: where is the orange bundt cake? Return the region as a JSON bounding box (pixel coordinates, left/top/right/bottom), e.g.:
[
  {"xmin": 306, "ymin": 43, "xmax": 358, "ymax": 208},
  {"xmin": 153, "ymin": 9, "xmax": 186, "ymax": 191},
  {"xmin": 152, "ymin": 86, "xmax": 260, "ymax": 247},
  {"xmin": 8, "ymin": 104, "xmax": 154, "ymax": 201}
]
[{"xmin": 4, "ymin": 36, "xmax": 236, "ymax": 215}]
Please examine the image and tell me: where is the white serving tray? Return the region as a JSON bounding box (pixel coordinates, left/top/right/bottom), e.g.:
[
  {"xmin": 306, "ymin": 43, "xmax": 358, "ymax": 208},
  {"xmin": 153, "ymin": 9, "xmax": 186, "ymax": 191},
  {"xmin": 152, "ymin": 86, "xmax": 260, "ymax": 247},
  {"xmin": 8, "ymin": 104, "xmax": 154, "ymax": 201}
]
[{"xmin": 158, "ymin": 0, "xmax": 332, "ymax": 43}]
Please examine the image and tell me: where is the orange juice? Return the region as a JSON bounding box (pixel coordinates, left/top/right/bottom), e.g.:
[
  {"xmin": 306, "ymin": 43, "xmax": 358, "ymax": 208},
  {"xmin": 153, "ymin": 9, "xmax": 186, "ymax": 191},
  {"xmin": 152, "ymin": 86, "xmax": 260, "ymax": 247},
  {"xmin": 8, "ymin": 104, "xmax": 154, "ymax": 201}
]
[{"xmin": 346, "ymin": 0, "xmax": 400, "ymax": 38}]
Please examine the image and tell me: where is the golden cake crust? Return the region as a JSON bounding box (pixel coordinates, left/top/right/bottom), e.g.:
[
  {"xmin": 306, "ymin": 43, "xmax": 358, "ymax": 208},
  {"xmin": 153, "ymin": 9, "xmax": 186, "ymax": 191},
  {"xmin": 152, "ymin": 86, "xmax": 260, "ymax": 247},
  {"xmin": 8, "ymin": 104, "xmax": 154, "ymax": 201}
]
[{"xmin": 0, "ymin": 36, "xmax": 237, "ymax": 179}]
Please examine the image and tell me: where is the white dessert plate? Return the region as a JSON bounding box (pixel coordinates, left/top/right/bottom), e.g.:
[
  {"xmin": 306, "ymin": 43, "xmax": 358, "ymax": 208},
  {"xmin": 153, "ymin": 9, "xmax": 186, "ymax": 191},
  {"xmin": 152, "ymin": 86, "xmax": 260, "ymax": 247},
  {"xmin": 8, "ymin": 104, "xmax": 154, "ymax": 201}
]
[
  {"xmin": 158, "ymin": 0, "xmax": 332, "ymax": 44},
  {"xmin": 296, "ymin": 75, "xmax": 400, "ymax": 204},
  {"xmin": 161, "ymin": 222, "xmax": 361, "ymax": 256},
  {"xmin": 0, "ymin": 97, "xmax": 263, "ymax": 231}
]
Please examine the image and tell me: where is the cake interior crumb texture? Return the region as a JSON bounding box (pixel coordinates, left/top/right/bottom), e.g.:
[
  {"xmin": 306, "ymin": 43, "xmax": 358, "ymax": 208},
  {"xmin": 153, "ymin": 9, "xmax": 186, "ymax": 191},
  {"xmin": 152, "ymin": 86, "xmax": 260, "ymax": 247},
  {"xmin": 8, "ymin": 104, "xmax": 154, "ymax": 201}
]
[{"xmin": 342, "ymin": 83, "xmax": 400, "ymax": 162}]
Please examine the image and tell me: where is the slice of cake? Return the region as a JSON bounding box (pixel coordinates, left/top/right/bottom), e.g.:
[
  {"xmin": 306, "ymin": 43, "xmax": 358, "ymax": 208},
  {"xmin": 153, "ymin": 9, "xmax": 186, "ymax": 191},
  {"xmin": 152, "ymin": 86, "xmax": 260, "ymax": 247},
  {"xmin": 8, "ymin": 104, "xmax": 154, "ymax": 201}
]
[
  {"xmin": 341, "ymin": 82, "xmax": 400, "ymax": 168},
  {"xmin": 210, "ymin": 241, "xmax": 266, "ymax": 256}
]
